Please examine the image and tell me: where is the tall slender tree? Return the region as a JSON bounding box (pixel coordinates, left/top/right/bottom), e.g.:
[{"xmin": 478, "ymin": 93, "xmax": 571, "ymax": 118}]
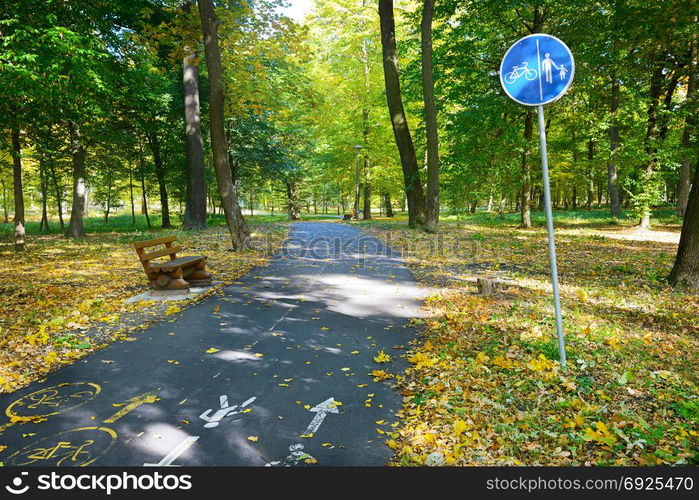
[
  {"xmin": 362, "ymin": 32, "xmax": 372, "ymax": 220},
  {"xmin": 66, "ymin": 121, "xmax": 87, "ymax": 238},
  {"xmin": 607, "ymin": 75, "xmax": 622, "ymax": 217},
  {"xmin": 198, "ymin": 0, "xmax": 250, "ymax": 249},
  {"xmin": 421, "ymin": 0, "xmax": 439, "ymax": 233},
  {"xmin": 11, "ymin": 116, "xmax": 25, "ymax": 251},
  {"xmin": 182, "ymin": 46, "xmax": 208, "ymax": 229},
  {"xmin": 147, "ymin": 129, "xmax": 171, "ymax": 228},
  {"xmin": 677, "ymin": 16, "xmax": 696, "ymax": 218},
  {"xmin": 520, "ymin": 110, "xmax": 534, "ymax": 228},
  {"xmin": 181, "ymin": 2, "xmax": 208, "ymax": 230},
  {"xmin": 378, "ymin": 0, "xmax": 426, "ymax": 228}
]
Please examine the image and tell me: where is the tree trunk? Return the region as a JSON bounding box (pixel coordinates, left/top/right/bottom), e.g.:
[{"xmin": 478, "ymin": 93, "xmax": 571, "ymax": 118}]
[
  {"xmin": 104, "ymin": 174, "xmax": 112, "ymax": 224},
  {"xmin": 84, "ymin": 185, "xmax": 91, "ymax": 218},
  {"xmin": 129, "ymin": 166, "xmax": 136, "ymax": 225},
  {"xmin": 361, "ymin": 28, "xmax": 372, "ymax": 221},
  {"xmin": 677, "ymin": 23, "xmax": 696, "ymax": 218},
  {"xmin": 182, "ymin": 45, "xmax": 208, "ymax": 229},
  {"xmin": 11, "ymin": 121, "xmax": 25, "ymax": 251},
  {"xmin": 1, "ymin": 171, "xmax": 8, "ymax": 224},
  {"xmin": 139, "ymin": 143, "xmax": 151, "ymax": 229},
  {"xmin": 47, "ymin": 158, "xmax": 64, "ymax": 231},
  {"xmin": 363, "ymin": 158, "xmax": 372, "ymax": 220},
  {"xmin": 66, "ymin": 121, "xmax": 87, "ymax": 238},
  {"xmin": 378, "ymin": 0, "xmax": 426, "ymax": 228},
  {"xmin": 638, "ymin": 61, "xmax": 666, "ymax": 230},
  {"xmin": 422, "ymin": 0, "xmax": 439, "ymax": 233},
  {"xmin": 285, "ymin": 179, "xmax": 301, "ymax": 220},
  {"xmin": 354, "ymin": 153, "xmax": 361, "ymax": 219},
  {"xmin": 586, "ymin": 139, "xmax": 595, "ymax": 210},
  {"xmin": 571, "ymin": 129, "xmax": 578, "ymax": 211},
  {"xmin": 608, "ymin": 76, "xmax": 622, "ymax": 218},
  {"xmin": 669, "ymin": 152, "xmax": 699, "ymax": 289},
  {"xmin": 538, "ymin": 189, "xmax": 545, "ymax": 211},
  {"xmin": 520, "ymin": 110, "xmax": 533, "ymax": 228},
  {"xmin": 38, "ymin": 152, "xmax": 50, "ymax": 232},
  {"xmin": 198, "ymin": 0, "xmax": 250, "ymax": 249},
  {"xmin": 678, "ymin": 125, "xmax": 694, "ymax": 216},
  {"xmin": 147, "ymin": 130, "xmax": 171, "ymax": 228},
  {"xmin": 382, "ymin": 192, "xmax": 393, "ymax": 217}
]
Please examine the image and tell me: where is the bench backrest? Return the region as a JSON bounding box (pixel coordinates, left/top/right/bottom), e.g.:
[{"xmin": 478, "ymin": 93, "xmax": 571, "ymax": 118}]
[{"xmin": 133, "ymin": 236, "xmax": 182, "ymax": 272}]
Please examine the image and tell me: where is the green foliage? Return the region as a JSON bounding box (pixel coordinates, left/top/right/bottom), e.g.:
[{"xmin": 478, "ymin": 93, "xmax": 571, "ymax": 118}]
[
  {"xmin": 624, "ymin": 169, "xmax": 665, "ymax": 223},
  {"xmin": 0, "ymin": 0, "xmax": 696, "ymax": 230}
]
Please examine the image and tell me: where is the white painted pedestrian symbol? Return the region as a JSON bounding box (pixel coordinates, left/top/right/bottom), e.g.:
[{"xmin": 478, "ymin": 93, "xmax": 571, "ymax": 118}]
[
  {"xmin": 558, "ymin": 64, "xmax": 568, "ymax": 81},
  {"xmin": 199, "ymin": 395, "xmax": 256, "ymax": 428},
  {"xmin": 542, "ymin": 53, "xmax": 560, "ymax": 83},
  {"xmin": 504, "ymin": 61, "xmax": 537, "ymax": 84}
]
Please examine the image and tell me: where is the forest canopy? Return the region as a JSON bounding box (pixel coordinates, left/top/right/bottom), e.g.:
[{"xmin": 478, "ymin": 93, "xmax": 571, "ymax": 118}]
[{"xmin": 0, "ymin": 0, "xmax": 697, "ymax": 284}]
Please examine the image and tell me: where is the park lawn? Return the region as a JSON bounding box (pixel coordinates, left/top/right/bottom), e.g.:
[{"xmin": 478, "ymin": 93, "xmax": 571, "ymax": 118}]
[
  {"xmin": 357, "ymin": 210, "xmax": 698, "ymax": 466},
  {"xmin": 0, "ymin": 214, "xmax": 288, "ymax": 393}
]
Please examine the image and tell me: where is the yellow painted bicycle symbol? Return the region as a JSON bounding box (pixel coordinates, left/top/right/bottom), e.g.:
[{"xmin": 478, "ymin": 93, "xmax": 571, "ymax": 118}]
[
  {"xmin": 7, "ymin": 427, "xmax": 116, "ymax": 467},
  {"xmin": 5, "ymin": 382, "xmax": 101, "ymax": 419},
  {"xmin": 22, "ymin": 440, "xmax": 95, "ymax": 466}
]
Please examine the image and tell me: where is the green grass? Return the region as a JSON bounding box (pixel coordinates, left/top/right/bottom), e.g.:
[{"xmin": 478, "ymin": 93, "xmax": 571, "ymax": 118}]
[
  {"xmin": 352, "ymin": 206, "xmax": 682, "ymax": 231},
  {"xmin": 449, "ymin": 206, "xmax": 682, "ymax": 229},
  {"xmin": 1, "ymin": 205, "xmax": 682, "ymax": 239},
  {"xmin": 0, "ymin": 213, "xmax": 168, "ymax": 237},
  {"xmin": 0, "ymin": 212, "xmax": 306, "ymax": 238}
]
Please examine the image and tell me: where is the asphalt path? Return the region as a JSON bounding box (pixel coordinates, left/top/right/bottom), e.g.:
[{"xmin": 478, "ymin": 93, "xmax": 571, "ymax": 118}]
[{"xmin": 0, "ymin": 222, "xmax": 426, "ymax": 467}]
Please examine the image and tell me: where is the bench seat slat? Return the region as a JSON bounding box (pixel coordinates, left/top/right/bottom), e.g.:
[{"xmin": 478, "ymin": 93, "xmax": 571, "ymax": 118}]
[
  {"xmin": 141, "ymin": 245, "xmax": 183, "ymax": 262},
  {"xmin": 148, "ymin": 255, "xmax": 204, "ymax": 272},
  {"xmin": 133, "ymin": 235, "xmax": 178, "ymax": 250}
]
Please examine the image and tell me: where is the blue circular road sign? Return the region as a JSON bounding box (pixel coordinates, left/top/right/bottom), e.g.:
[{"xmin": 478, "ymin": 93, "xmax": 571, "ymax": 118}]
[{"xmin": 500, "ymin": 34, "xmax": 575, "ymax": 106}]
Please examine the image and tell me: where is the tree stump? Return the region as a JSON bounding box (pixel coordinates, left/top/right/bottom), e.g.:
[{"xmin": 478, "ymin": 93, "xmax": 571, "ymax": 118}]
[{"xmin": 477, "ymin": 278, "xmax": 500, "ymax": 296}]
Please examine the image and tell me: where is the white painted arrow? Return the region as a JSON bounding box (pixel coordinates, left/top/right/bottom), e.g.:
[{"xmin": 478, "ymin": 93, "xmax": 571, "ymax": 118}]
[
  {"xmin": 266, "ymin": 398, "xmax": 339, "ymax": 466},
  {"xmin": 303, "ymin": 397, "xmax": 339, "ymax": 436},
  {"xmin": 144, "ymin": 436, "xmax": 200, "ymax": 466}
]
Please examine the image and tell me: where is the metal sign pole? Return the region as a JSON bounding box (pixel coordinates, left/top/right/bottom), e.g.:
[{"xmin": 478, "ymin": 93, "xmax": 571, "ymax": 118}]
[
  {"xmin": 500, "ymin": 34, "xmax": 572, "ymax": 369},
  {"xmin": 536, "ymin": 104, "xmax": 566, "ymax": 369}
]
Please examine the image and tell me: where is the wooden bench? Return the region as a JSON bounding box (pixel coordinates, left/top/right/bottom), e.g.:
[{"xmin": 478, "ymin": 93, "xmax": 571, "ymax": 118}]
[{"xmin": 133, "ymin": 236, "xmax": 212, "ymax": 290}]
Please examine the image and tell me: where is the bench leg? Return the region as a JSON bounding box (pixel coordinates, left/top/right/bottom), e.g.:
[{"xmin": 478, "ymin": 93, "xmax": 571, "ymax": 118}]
[
  {"xmin": 183, "ymin": 261, "xmax": 212, "ymax": 286},
  {"xmin": 187, "ymin": 269, "xmax": 212, "ymax": 282},
  {"xmin": 150, "ymin": 269, "xmax": 190, "ymax": 291}
]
